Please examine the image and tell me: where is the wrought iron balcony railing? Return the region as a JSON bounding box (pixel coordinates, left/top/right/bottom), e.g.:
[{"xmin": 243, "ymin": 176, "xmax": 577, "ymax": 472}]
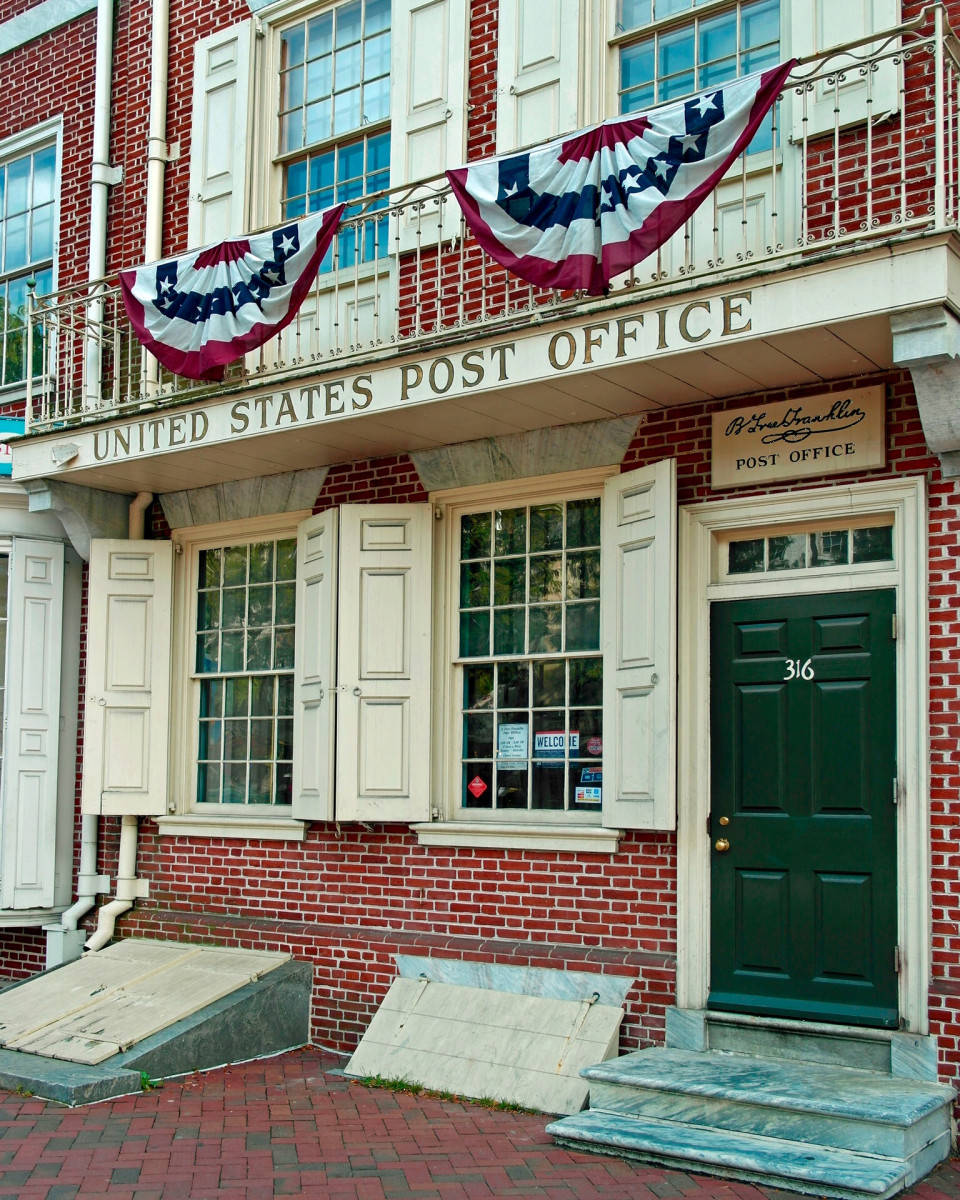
[{"xmin": 22, "ymin": 4, "xmax": 960, "ymax": 433}]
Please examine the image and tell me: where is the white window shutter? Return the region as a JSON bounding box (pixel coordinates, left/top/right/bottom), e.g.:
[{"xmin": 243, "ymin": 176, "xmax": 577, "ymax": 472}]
[
  {"xmin": 390, "ymin": 0, "xmax": 468, "ymax": 248},
  {"xmin": 335, "ymin": 504, "xmax": 432, "ymax": 822},
  {"xmin": 292, "ymin": 509, "xmax": 339, "ymax": 821},
  {"xmin": 188, "ymin": 21, "xmax": 253, "ymax": 247},
  {"xmin": 789, "ymin": 0, "xmax": 901, "ymax": 140},
  {"xmin": 81, "ymin": 541, "xmax": 173, "ymax": 817},
  {"xmin": 496, "ymin": 0, "xmax": 582, "ymax": 153},
  {"xmin": 0, "ymin": 539, "xmax": 64, "ymax": 909},
  {"xmin": 601, "ymin": 459, "xmax": 677, "ymax": 831}
]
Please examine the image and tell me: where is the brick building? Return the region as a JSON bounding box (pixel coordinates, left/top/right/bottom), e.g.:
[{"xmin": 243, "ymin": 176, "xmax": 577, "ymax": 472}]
[{"xmin": 1, "ymin": 0, "xmax": 960, "ymax": 1185}]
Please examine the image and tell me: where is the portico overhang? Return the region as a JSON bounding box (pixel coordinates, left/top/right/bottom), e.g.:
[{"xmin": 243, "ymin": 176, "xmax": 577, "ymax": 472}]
[{"xmin": 12, "ymin": 234, "xmax": 960, "ymax": 495}]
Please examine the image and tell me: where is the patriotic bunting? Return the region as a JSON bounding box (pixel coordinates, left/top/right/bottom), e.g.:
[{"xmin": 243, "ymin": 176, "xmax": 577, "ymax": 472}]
[
  {"xmin": 446, "ymin": 61, "xmax": 795, "ymax": 295},
  {"xmin": 118, "ymin": 206, "xmax": 345, "ymax": 381}
]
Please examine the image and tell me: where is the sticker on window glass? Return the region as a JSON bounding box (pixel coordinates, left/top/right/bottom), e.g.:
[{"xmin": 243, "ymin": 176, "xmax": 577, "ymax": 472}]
[
  {"xmin": 575, "ymin": 786, "xmax": 602, "ymax": 805},
  {"xmin": 497, "ymin": 723, "xmax": 529, "ymax": 762},
  {"xmin": 534, "ymin": 730, "xmax": 579, "ymax": 758},
  {"xmin": 586, "ymin": 736, "xmax": 602, "ymax": 756},
  {"xmin": 580, "ymin": 767, "xmax": 602, "ymax": 784},
  {"xmin": 467, "ymin": 776, "xmax": 488, "ymax": 798}
]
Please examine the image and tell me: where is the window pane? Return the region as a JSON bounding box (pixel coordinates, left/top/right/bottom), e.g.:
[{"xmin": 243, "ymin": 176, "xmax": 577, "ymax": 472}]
[
  {"xmin": 742, "ymin": 0, "xmax": 779, "ymax": 49},
  {"xmin": 728, "ymin": 538, "xmax": 764, "ymax": 573},
  {"xmin": 530, "ymin": 504, "xmax": 562, "ymax": 552},
  {"xmin": 32, "ymin": 145, "xmax": 56, "ymax": 204},
  {"xmin": 498, "ymin": 662, "xmax": 528, "ymax": 708},
  {"xmin": 367, "ymin": 0, "xmax": 390, "ymax": 34},
  {"xmin": 460, "ymin": 609, "xmax": 490, "ymax": 657},
  {"xmin": 336, "ymin": 0, "xmax": 362, "ymax": 47},
  {"xmin": 532, "ymin": 659, "xmax": 565, "ymax": 707},
  {"xmin": 464, "ymin": 763, "xmax": 493, "ymax": 808},
  {"xmin": 493, "ymin": 559, "xmax": 524, "ymax": 605},
  {"xmin": 493, "ymin": 607, "xmax": 525, "ymax": 656},
  {"xmin": 768, "ymin": 533, "xmax": 806, "ymax": 570},
  {"xmin": 460, "ymin": 559, "xmax": 490, "ymax": 607},
  {"xmin": 620, "ymin": 0, "xmax": 651, "ymax": 30},
  {"xmin": 852, "ymin": 525, "xmax": 893, "ymax": 563},
  {"xmin": 570, "ymin": 657, "xmax": 602, "ymax": 706},
  {"xmin": 464, "ymin": 664, "xmax": 494, "ymax": 710},
  {"xmin": 699, "ymin": 12, "xmax": 737, "ymax": 65},
  {"xmin": 282, "ymin": 25, "xmax": 305, "ymax": 66},
  {"xmin": 659, "ymin": 27, "xmax": 695, "ymax": 80},
  {"xmin": 566, "ymin": 498, "xmax": 601, "ymax": 549},
  {"xmin": 495, "ymin": 509, "xmax": 526, "ymax": 556},
  {"xmin": 307, "ymin": 12, "xmax": 333, "ymax": 57},
  {"xmin": 461, "ymin": 512, "xmax": 491, "ymax": 559},
  {"xmin": 529, "ymin": 605, "xmax": 561, "ymax": 653},
  {"xmin": 566, "ymin": 601, "xmax": 600, "ymax": 651},
  {"xmin": 809, "ymin": 530, "xmax": 849, "ymax": 567},
  {"xmin": 465, "ymin": 712, "xmax": 493, "ymax": 758},
  {"xmin": 5, "ymin": 157, "xmax": 28, "ymax": 214},
  {"xmin": 529, "ymin": 554, "xmax": 562, "ymax": 602},
  {"xmin": 566, "ymin": 550, "xmax": 600, "ymax": 600}
]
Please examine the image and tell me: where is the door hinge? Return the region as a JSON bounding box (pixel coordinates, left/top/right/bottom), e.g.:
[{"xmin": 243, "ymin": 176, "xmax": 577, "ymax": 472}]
[
  {"xmin": 892, "ymin": 776, "xmax": 900, "ymax": 806},
  {"xmin": 891, "ymin": 613, "xmax": 898, "ymax": 640},
  {"xmin": 894, "ymin": 945, "xmax": 903, "ymax": 974}
]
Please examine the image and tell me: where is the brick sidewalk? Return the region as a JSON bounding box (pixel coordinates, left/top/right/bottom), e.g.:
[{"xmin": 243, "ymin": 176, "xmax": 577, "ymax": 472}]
[{"xmin": 0, "ymin": 1049, "xmax": 957, "ymax": 1200}]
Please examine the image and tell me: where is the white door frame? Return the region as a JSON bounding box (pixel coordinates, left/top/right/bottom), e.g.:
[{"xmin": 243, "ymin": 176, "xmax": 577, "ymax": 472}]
[{"xmin": 676, "ymin": 475, "xmax": 929, "ymax": 1033}]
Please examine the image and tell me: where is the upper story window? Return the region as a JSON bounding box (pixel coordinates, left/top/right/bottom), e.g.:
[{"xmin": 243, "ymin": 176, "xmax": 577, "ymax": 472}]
[
  {"xmin": 0, "ymin": 138, "xmax": 56, "ymax": 388},
  {"xmin": 617, "ymin": 0, "xmax": 780, "ymax": 112},
  {"xmin": 279, "ymin": 0, "xmax": 391, "ymax": 270}
]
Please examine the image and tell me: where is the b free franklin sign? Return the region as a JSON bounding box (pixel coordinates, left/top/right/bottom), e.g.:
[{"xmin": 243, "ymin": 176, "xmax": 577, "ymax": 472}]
[{"xmin": 711, "ymin": 386, "xmax": 886, "ymax": 489}]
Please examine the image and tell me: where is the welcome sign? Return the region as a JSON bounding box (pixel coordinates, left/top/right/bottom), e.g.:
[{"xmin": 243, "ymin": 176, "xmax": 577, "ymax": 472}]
[{"xmin": 711, "ymin": 386, "xmax": 885, "ymax": 489}]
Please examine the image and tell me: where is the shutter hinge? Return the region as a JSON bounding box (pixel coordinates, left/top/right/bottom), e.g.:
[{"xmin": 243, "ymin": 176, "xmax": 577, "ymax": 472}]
[
  {"xmin": 894, "ymin": 944, "xmax": 903, "ymax": 974},
  {"xmin": 433, "ymin": 505, "xmax": 443, "ymax": 521},
  {"xmin": 892, "ymin": 613, "xmax": 898, "ymax": 640},
  {"xmin": 893, "ymin": 776, "xmax": 900, "ymax": 806}
]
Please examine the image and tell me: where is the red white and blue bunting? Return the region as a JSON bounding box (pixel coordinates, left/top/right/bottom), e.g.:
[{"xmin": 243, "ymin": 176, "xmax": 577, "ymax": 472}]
[
  {"xmin": 446, "ymin": 61, "xmax": 795, "ymax": 296},
  {"xmin": 118, "ymin": 206, "xmax": 344, "ymax": 382}
]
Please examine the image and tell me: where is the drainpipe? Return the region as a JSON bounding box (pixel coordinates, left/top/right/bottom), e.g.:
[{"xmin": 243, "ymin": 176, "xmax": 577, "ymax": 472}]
[
  {"xmin": 85, "ymin": 491, "xmax": 155, "ymax": 953},
  {"xmin": 85, "ymin": 0, "xmax": 121, "ymax": 411},
  {"xmin": 85, "ymin": 814, "xmax": 143, "ymax": 952},
  {"xmin": 142, "ymin": 0, "xmax": 170, "ymax": 398}
]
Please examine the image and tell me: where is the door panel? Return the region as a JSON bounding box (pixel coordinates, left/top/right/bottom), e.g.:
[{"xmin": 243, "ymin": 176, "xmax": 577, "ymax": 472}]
[{"xmin": 709, "ymin": 589, "xmax": 898, "ymax": 1028}]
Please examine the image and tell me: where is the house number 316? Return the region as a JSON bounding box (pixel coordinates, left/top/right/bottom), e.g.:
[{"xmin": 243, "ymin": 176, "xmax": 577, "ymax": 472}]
[{"xmin": 783, "ymin": 657, "xmax": 815, "ymax": 681}]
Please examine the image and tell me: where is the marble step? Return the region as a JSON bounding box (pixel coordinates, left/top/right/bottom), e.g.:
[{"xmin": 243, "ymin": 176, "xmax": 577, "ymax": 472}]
[
  {"xmin": 581, "ymin": 1049, "xmax": 954, "ymax": 1158},
  {"xmin": 546, "ymin": 1110, "xmax": 941, "ymax": 1200}
]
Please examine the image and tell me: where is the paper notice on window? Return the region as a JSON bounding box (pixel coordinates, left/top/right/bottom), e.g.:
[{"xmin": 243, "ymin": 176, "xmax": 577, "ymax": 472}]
[{"xmin": 497, "ymin": 723, "xmax": 528, "ymax": 764}]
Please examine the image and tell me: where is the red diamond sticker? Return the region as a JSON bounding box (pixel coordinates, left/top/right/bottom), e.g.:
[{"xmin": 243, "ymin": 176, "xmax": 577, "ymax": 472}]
[{"xmin": 467, "ymin": 776, "xmax": 488, "ymax": 798}]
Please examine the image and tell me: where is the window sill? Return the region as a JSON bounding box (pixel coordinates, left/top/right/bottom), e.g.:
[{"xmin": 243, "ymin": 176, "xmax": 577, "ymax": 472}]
[
  {"xmin": 155, "ymin": 814, "xmax": 308, "ymax": 841},
  {"xmin": 410, "ymin": 821, "xmax": 621, "ymax": 853}
]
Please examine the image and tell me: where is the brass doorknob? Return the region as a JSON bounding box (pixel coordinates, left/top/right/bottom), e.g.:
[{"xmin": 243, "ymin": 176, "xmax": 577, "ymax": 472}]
[{"xmin": 714, "ymin": 837, "xmax": 730, "ymax": 853}]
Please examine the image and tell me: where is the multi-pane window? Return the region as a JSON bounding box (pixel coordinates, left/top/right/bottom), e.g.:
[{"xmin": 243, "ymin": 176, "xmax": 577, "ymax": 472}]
[
  {"xmin": 0, "ymin": 143, "xmax": 55, "ymax": 387},
  {"xmin": 280, "ymin": 0, "xmax": 391, "ymax": 270},
  {"xmin": 618, "ymin": 0, "xmax": 780, "ymax": 112},
  {"xmin": 457, "ymin": 497, "xmax": 603, "ymax": 817},
  {"xmin": 194, "ymin": 538, "xmax": 297, "ymax": 807},
  {"xmin": 726, "ymin": 523, "xmax": 894, "ymax": 575}
]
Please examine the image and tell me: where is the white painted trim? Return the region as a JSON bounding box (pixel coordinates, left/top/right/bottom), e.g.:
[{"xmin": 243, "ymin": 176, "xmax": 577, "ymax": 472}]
[
  {"xmin": 0, "ymin": 0, "xmax": 95, "ymax": 57},
  {"xmin": 155, "ymin": 815, "xmax": 307, "ymax": 840},
  {"xmin": 677, "ymin": 475, "xmax": 928, "ymax": 1034},
  {"xmin": 412, "ymin": 822, "xmax": 621, "ymax": 853}
]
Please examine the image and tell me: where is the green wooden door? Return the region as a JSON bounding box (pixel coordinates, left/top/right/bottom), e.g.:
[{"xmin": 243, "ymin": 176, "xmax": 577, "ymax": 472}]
[{"xmin": 709, "ymin": 589, "xmax": 898, "ymax": 1028}]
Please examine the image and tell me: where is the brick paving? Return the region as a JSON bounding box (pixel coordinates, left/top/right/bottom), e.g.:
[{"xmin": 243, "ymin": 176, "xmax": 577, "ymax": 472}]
[{"xmin": 0, "ymin": 1049, "xmax": 957, "ymax": 1200}]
